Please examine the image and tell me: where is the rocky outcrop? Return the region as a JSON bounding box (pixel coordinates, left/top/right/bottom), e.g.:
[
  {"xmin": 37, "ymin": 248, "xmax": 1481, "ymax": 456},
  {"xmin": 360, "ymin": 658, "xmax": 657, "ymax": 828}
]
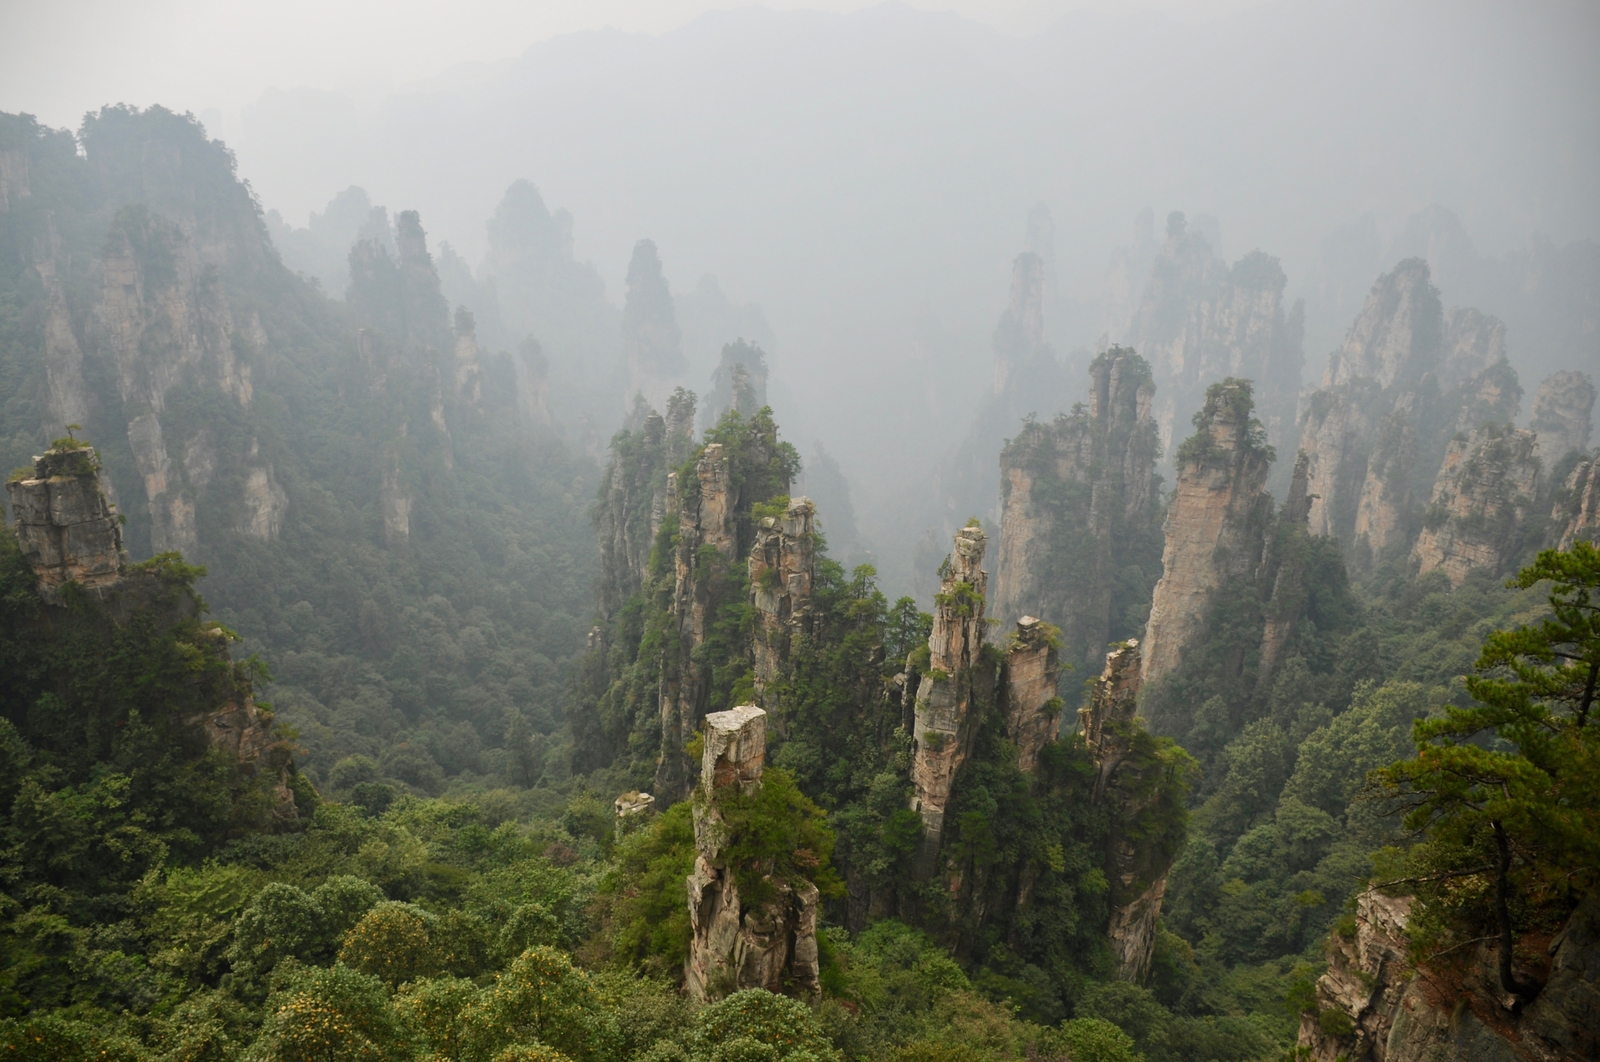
[
  {"xmin": 1353, "ymin": 405, "xmax": 1420, "ymax": 561},
  {"xmin": 1301, "ymin": 890, "xmax": 1600, "ymax": 1062},
  {"xmin": 1412, "ymin": 424, "xmax": 1540, "ymax": 585},
  {"xmin": 686, "ymin": 706, "xmax": 821, "ymax": 1002},
  {"xmin": 910, "ymin": 525, "xmax": 990, "ymax": 871},
  {"xmin": 623, "ymin": 239, "xmax": 686, "ymax": 413},
  {"xmin": 381, "ymin": 447, "xmax": 411, "ymax": 547},
  {"xmin": 1439, "ymin": 306, "xmax": 1506, "ymax": 389},
  {"xmin": 1080, "ymin": 640, "xmax": 1143, "ymax": 801},
  {"xmin": 992, "ymin": 253, "xmax": 1047, "ymax": 397},
  {"xmin": 1552, "ymin": 453, "xmax": 1599, "ymax": 550},
  {"xmin": 6, "ymin": 445, "xmax": 126, "ymax": 594},
  {"xmin": 998, "ymin": 616, "xmax": 1061, "ymax": 773},
  {"xmin": 993, "ymin": 347, "xmax": 1160, "ymax": 672},
  {"xmin": 1451, "ymin": 359, "xmax": 1522, "ymax": 436},
  {"xmin": 451, "ymin": 307, "xmax": 484, "ymax": 405},
  {"xmin": 1299, "ymin": 889, "xmax": 1415, "ymax": 1062},
  {"xmin": 1126, "ymin": 214, "xmax": 1304, "ymax": 461},
  {"xmin": 750, "ymin": 497, "xmax": 817, "ymax": 714},
  {"xmin": 1142, "ymin": 379, "xmax": 1274, "ymax": 686},
  {"xmin": 1530, "ymin": 371, "xmax": 1596, "ymax": 468},
  {"xmin": 657, "ymin": 442, "xmax": 739, "ymax": 797}
]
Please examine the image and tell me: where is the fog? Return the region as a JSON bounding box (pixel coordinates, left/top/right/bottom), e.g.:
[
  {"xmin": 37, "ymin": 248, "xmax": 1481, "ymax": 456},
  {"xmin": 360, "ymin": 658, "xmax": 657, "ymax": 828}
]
[{"xmin": 8, "ymin": 0, "xmax": 1597, "ymax": 595}]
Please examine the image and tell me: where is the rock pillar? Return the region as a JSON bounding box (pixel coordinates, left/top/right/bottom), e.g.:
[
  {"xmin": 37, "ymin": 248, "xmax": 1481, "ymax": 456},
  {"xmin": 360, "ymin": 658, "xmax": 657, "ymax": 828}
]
[
  {"xmin": 1530, "ymin": 370, "xmax": 1596, "ymax": 468},
  {"xmin": 6, "ymin": 445, "xmax": 126, "ymax": 595},
  {"xmin": 999, "ymin": 616, "xmax": 1061, "ymax": 773},
  {"xmin": 1142, "ymin": 379, "xmax": 1273, "ymax": 687},
  {"xmin": 911, "ymin": 525, "xmax": 989, "ymax": 873},
  {"xmin": 685, "ymin": 706, "xmax": 821, "ymax": 1002},
  {"xmin": 750, "ymin": 497, "xmax": 816, "ymax": 713}
]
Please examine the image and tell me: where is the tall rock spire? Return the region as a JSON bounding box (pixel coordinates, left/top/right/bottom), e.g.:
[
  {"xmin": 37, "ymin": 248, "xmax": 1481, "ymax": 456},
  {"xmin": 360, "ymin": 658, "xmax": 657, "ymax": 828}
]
[
  {"xmin": 623, "ymin": 239, "xmax": 686, "ymax": 413},
  {"xmin": 1412, "ymin": 424, "xmax": 1540, "ymax": 585},
  {"xmin": 909, "ymin": 525, "xmax": 990, "ymax": 872},
  {"xmin": 993, "ymin": 347, "xmax": 1160, "ymax": 673},
  {"xmin": 1142, "ymin": 379, "xmax": 1274, "ymax": 688}
]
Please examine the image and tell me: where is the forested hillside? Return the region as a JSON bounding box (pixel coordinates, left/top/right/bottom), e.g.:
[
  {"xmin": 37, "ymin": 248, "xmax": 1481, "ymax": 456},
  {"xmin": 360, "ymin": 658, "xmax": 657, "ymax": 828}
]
[{"xmin": 1, "ymin": 103, "xmax": 1598, "ymax": 1062}]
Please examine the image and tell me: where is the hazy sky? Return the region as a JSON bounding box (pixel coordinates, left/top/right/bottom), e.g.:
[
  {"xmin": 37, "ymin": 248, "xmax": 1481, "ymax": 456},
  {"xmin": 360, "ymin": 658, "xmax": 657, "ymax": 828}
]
[{"xmin": 1, "ymin": 0, "xmax": 1268, "ymax": 129}]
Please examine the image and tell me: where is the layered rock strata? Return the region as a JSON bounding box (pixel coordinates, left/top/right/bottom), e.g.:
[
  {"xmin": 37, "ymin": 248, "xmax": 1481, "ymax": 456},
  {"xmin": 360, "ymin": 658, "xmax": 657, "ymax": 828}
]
[
  {"xmin": 1299, "ymin": 889, "xmax": 1415, "ymax": 1062},
  {"xmin": 686, "ymin": 705, "xmax": 821, "ymax": 1002},
  {"xmin": 6, "ymin": 445, "xmax": 126, "ymax": 594},
  {"xmin": 994, "ymin": 347, "xmax": 1159, "ymax": 672},
  {"xmin": 998, "ymin": 616, "xmax": 1061, "ymax": 773},
  {"xmin": 910, "ymin": 525, "xmax": 990, "ymax": 870},
  {"xmin": 1412, "ymin": 424, "xmax": 1540, "ymax": 585},
  {"xmin": 750, "ymin": 497, "xmax": 817, "ymax": 714},
  {"xmin": 1142, "ymin": 379, "xmax": 1273, "ymax": 686},
  {"xmin": 657, "ymin": 442, "xmax": 738, "ymax": 797},
  {"xmin": 1530, "ymin": 370, "xmax": 1596, "ymax": 468}
]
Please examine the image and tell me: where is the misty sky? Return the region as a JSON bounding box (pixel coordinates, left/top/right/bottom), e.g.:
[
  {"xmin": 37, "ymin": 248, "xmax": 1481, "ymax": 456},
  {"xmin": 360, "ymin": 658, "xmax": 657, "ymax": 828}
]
[{"xmin": 2, "ymin": 0, "xmax": 1266, "ymax": 127}]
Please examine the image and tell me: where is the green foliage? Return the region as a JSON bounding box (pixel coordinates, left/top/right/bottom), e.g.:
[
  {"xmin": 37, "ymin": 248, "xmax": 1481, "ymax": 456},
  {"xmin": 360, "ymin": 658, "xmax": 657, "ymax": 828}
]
[
  {"xmin": 712, "ymin": 768, "xmax": 843, "ymax": 906},
  {"xmin": 690, "ymin": 990, "xmax": 840, "ymax": 1062},
  {"xmin": 592, "ymin": 801, "xmax": 697, "ymax": 977}
]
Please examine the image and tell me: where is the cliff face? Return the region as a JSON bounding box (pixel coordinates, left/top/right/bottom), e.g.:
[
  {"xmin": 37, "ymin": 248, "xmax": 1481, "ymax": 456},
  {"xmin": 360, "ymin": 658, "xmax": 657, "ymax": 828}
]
[
  {"xmin": 1530, "ymin": 370, "xmax": 1596, "ymax": 468},
  {"xmin": 750, "ymin": 497, "xmax": 817, "ymax": 716},
  {"xmin": 1259, "ymin": 450, "xmax": 1314, "ymax": 684},
  {"xmin": 993, "ymin": 347, "xmax": 1161, "ymax": 673},
  {"xmin": 1142, "ymin": 379, "xmax": 1274, "ymax": 687},
  {"xmin": 992, "ymin": 253, "xmax": 1047, "ymax": 397},
  {"xmin": 1324, "ymin": 259, "xmax": 1443, "ymax": 390},
  {"xmin": 1412, "ymin": 424, "xmax": 1540, "ymax": 585},
  {"xmin": 685, "ymin": 706, "xmax": 821, "ymax": 1002},
  {"xmin": 1301, "ymin": 890, "xmax": 1600, "ymax": 1062},
  {"xmin": 910, "ymin": 525, "xmax": 991, "ymax": 869}
]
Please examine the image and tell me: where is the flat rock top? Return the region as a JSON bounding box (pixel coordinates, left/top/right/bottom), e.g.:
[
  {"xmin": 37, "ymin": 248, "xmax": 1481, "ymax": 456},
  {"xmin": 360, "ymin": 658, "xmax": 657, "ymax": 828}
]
[{"xmin": 706, "ymin": 704, "xmax": 766, "ymax": 733}]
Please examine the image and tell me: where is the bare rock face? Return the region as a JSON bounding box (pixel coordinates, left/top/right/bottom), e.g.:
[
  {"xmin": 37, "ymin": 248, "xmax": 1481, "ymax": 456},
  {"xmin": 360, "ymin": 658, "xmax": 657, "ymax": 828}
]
[
  {"xmin": 657, "ymin": 442, "xmax": 738, "ymax": 797},
  {"xmin": 452, "ymin": 307, "xmax": 484, "ymax": 405},
  {"xmin": 1142, "ymin": 379, "xmax": 1274, "ymax": 686},
  {"xmin": 1438, "ymin": 306, "xmax": 1506, "ymax": 389},
  {"xmin": 1298, "ymin": 889, "xmax": 1414, "ymax": 1062},
  {"xmin": 1080, "ymin": 640, "xmax": 1143, "ymax": 801},
  {"xmin": 1530, "ymin": 370, "xmax": 1596, "ymax": 468},
  {"xmin": 1324, "ymin": 258, "xmax": 1443, "ymax": 390},
  {"xmin": 1451, "ymin": 359, "xmax": 1522, "ymax": 436},
  {"xmin": 1412, "ymin": 424, "xmax": 1540, "ymax": 585},
  {"xmin": 999, "ymin": 616, "xmax": 1061, "ymax": 773},
  {"xmin": 750, "ymin": 497, "xmax": 816, "ymax": 713},
  {"xmin": 6, "ymin": 446, "xmax": 127, "ymax": 593},
  {"xmin": 381, "ymin": 448, "xmax": 412, "ymax": 547},
  {"xmin": 994, "ymin": 347, "xmax": 1159, "ymax": 671},
  {"xmin": 1302, "ymin": 890, "xmax": 1600, "ymax": 1062},
  {"xmin": 1300, "ymin": 381, "xmax": 1380, "ymax": 540},
  {"xmin": 708, "ymin": 340, "xmax": 771, "ymax": 426},
  {"xmin": 685, "ymin": 705, "xmax": 821, "ymax": 1002},
  {"xmin": 910, "ymin": 525, "xmax": 990, "ymax": 869},
  {"xmin": 1353, "ymin": 405, "xmax": 1420, "ymax": 560},
  {"xmin": 1552, "ymin": 453, "xmax": 1599, "ymax": 550}
]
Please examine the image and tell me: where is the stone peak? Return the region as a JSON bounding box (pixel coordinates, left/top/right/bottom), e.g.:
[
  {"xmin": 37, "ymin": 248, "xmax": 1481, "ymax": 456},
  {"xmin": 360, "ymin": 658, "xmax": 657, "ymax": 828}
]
[{"xmin": 702, "ymin": 705, "xmax": 767, "ymax": 791}]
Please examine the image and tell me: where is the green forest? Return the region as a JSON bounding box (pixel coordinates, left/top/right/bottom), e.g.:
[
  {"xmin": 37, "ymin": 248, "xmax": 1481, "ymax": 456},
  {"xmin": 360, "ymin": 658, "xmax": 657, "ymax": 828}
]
[{"xmin": 0, "ymin": 104, "xmax": 1597, "ymax": 1062}]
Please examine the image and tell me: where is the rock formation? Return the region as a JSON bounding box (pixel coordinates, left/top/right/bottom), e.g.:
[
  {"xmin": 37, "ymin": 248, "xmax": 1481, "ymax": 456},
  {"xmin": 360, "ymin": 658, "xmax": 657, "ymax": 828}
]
[
  {"xmin": 685, "ymin": 706, "xmax": 821, "ymax": 1002},
  {"xmin": 992, "ymin": 253, "xmax": 1047, "ymax": 397},
  {"xmin": 1351, "ymin": 403, "xmax": 1420, "ymax": 561},
  {"xmin": 1438, "ymin": 306, "xmax": 1506, "ymax": 388},
  {"xmin": 998, "ymin": 616, "xmax": 1061, "ymax": 773},
  {"xmin": 750, "ymin": 497, "xmax": 817, "ymax": 716},
  {"xmin": 1125, "ymin": 213, "xmax": 1304, "ymax": 461},
  {"xmin": 910, "ymin": 524, "xmax": 991, "ymax": 871},
  {"xmin": 1079, "ymin": 640, "xmax": 1175, "ymax": 983},
  {"xmin": 451, "ymin": 306, "xmax": 484, "ymax": 405},
  {"xmin": 622, "ymin": 239, "xmax": 687, "ymax": 413},
  {"xmin": 657, "ymin": 441, "xmax": 738, "ymax": 797},
  {"xmin": 706, "ymin": 339, "xmax": 771, "ymax": 425},
  {"xmin": 6, "ymin": 445, "xmax": 126, "ymax": 595},
  {"xmin": 1324, "ymin": 258, "xmax": 1443, "ymax": 390},
  {"xmin": 1412, "ymin": 424, "xmax": 1540, "ymax": 585},
  {"xmin": 1301, "ymin": 889, "xmax": 1600, "ymax": 1062},
  {"xmin": 1259, "ymin": 451, "xmax": 1314, "ymax": 685},
  {"xmin": 1552, "ymin": 453, "xmax": 1599, "ymax": 550},
  {"xmin": 993, "ymin": 347, "xmax": 1160, "ymax": 672},
  {"xmin": 1530, "ymin": 370, "xmax": 1596, "ymax": 468},
  {"xmin": 1142, "ymin": 379, "xmax": 1274, "ymax": 686}
]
